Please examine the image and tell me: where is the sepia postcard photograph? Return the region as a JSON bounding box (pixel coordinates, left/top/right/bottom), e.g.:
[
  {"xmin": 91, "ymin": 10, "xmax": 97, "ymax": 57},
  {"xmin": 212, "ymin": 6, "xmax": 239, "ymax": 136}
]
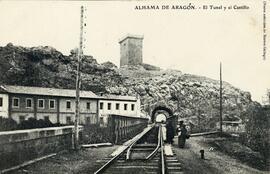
[{"xmin": 0, "ymin": 0, "xmax": 269, "ymax": 173}]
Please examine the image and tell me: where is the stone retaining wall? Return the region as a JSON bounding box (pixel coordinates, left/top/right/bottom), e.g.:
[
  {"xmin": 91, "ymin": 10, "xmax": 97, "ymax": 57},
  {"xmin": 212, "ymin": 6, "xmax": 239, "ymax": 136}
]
[{"xmin": 0, "ymin": 126, "xmax": 76, "ymax": 171}]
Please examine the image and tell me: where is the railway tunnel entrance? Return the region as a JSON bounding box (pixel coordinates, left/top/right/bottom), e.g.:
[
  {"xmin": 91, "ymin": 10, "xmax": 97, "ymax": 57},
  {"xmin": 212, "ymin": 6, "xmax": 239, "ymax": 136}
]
[
  {"xmin": 155, "ymin": 113, "xmax": 167, "ymax": 123},
  {"xmin": 151, "ymin": 106, "xmax": 173, "ymax": 123},
  {"xmin": 151, "ymin": 105, "xmax": 177, "ymax": 135}
]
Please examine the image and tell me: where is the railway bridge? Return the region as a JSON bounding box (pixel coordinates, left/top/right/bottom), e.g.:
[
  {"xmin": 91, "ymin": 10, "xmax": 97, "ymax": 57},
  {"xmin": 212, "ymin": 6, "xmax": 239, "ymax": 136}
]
[
  {"xmin": 1, "ymin": 101, "xmax": 180, "ymax": 174},
  {"xmin": 94, "ymin": 123, "xmax": 183, "ymax": 174}
]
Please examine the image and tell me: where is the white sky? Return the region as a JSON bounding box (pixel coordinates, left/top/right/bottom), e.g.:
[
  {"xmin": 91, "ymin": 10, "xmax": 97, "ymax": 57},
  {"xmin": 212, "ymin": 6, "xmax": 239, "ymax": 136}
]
[{"xmin": 0, "ymin": 1, "xmax": 269, "ymax": 103}]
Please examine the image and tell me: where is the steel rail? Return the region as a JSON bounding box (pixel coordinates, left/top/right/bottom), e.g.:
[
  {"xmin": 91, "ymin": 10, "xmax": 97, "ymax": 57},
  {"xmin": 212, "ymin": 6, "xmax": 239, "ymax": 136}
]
[
  {"xmin": 126, "ymin": 124, "xmax": 155, "ymax": 160},
  {"xmin": 145, "ymin": 125, "xmax": 161, "ymax": 160},
  {"xmin": 160, "ymin": 126, "xmax": 166, "ymax": 174},
  {"xmin": 94, "ymin": 124, "xmax": 155, "ymax": 174},
  {"xmin": 94, "ymin": 147, "xmax": 125, "ymax": 174},
  {"xmin": 126, "ymin": 135, "xmax": 140, "ymax": 160}
]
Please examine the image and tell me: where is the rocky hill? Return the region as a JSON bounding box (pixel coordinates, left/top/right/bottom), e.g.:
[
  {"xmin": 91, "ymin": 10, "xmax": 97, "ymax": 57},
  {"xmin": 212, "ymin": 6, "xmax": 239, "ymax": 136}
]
[
  {"xmin": 113, "ymin": 67, "xmax": 252, "ymax": 128},
  {"xmin": 0, "ymin": 43, "xmax": 253, "ymax": 129},
  {"xmin": 0, "ymin": 43, "xmax": 122, "ymax": 92}
]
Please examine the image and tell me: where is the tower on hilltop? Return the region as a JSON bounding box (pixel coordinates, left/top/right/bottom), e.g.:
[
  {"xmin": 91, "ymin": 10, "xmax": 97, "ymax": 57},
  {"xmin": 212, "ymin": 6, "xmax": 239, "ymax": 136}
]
[{"xmin": 119, "ymin": 34, "xmax": 143, "ymax": 67}]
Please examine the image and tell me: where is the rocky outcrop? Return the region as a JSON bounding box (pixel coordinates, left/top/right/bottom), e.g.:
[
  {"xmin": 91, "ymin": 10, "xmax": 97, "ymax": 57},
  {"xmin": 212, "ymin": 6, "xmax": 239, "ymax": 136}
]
[
  {"xmin": 108, "ymin": 68, "xmax": 252, "ymax": 128},
  {"xmin": 0, "ymin": 43, "xmax": 254, "ymax": 129},
  {"xmin": 0, "ymin": 43, "xmax": 122, "ymax": 93},
  {"xmin": 101, "ymin": 61, "xmax": 118, "ymax": 69}
]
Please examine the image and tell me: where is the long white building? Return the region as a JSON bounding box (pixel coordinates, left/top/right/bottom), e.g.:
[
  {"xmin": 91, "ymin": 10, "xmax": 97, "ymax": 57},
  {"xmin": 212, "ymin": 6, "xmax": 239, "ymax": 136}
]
[
  {"xmin": 0, "ymin": 85, "xmax": 141, "ymax": 125},
  {"xmin": 98, "ymin": 94, "xmax": 141, "ymax": 126}
]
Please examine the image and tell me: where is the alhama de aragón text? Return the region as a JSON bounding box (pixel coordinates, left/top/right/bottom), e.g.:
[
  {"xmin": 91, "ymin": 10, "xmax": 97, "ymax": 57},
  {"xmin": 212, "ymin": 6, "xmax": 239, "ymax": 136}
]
[{"xmin": 135, "ymin": 4, "xmax": 196, "ymax": 10}]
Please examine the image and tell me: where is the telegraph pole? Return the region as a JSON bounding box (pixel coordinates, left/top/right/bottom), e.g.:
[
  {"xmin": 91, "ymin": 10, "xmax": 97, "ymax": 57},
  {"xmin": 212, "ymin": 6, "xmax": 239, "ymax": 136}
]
[
  {"xmin": 219, "ymin": 62, "xmax": 223, "ymax": 132},
  {"xmin": 74, "ymin": 6, "xmax": 85, "ymax": 151}
]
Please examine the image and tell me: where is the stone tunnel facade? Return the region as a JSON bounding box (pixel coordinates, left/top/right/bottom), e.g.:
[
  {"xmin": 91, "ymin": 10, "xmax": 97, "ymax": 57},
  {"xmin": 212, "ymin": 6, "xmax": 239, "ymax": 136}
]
[{"xmin": 150, "ymin": 101, "xmax": 177, "ymax": 133}]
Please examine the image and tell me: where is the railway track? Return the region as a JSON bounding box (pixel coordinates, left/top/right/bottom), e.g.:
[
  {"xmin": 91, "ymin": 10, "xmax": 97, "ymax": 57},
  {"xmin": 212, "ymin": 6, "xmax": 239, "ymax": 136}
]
[{"xmin": 94, "ymin": 124, "xmax": 183, "ymax": 174}]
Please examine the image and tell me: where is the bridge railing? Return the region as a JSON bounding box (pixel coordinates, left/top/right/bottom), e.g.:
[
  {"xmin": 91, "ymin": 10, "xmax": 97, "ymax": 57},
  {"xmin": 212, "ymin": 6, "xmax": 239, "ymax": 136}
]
[{"xmin": 108, "ymin": 114, "xmax": 148, "ymax": 144}]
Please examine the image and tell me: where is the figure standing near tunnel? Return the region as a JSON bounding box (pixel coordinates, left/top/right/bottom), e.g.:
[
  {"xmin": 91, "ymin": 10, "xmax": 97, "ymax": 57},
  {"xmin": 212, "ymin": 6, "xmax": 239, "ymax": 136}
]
[
  {"xmin": 176, "ymin": 120, "xmax": 183, "ymax": 136},
  {"xmin": 166, "ymin": 121, "xmax": 175, "ymax": 144},
  {"xmin": 161, "ymin": 121, "xmax": 167, "ymax": 142},
  {"xmin": 178, "ymin": 124, "xmax": 187, "ymax": 148}
]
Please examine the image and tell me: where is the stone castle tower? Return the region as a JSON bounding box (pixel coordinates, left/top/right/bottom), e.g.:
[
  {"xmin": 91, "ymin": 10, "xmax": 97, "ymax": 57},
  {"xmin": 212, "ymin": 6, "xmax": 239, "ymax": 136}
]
[{"xmin": 119, "ymin": 34, "xmax": 143, "ymax": 67}]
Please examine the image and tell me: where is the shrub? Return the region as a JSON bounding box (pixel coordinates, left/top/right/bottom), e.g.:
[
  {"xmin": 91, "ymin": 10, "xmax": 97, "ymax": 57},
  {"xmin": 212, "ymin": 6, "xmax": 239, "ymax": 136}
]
[
  {"xmin": 82, "ymin": 124, "xmax": 112, "ymax": 144},
  {"xmin": 0, "ymin": 116, "xmax": 63, "ymax": 132},
  {"xmin": 242, "ymin": 102, "xmax": 270, "ymax": 169},
  {"xmin": 0, "ymin": 116, "xmax": 18, "ymax": 131},
  {"xmin": 17, "ymin": 118, "xmax": 54, "ymax": 129}
]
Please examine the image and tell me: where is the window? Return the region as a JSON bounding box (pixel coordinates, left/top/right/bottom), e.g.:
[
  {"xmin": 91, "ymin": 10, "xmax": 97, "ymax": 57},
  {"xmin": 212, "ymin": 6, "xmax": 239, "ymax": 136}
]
[
  {"xmin": 100, "ymin": 102, "xmax": 104, "ymax": 110},
  {"xmin": 0, "ymin": 97, "xmax": 2, "ymax": 107},
  {"xmin": 26, "ymin": 98, "xmax": 32, "ymax": 108},
  {"xmin": 66, "ymin": 116, "xmax": 71, "ymax": 124},
  {"xmin": 124, "ymin": 104, "xmax": 128, "ymax": 110},
  {"xmin": 44, "ymin": 116, "xmax": 49, "ymax": 121},
  {"xmin": 86, "ymin": 102, "xmax": 91, "ymax": 110},
  {"xmin": 12, "ymin": 97, "xmax": 19, "ymax": 108},
  {"xmin": 19, "ymin": 116, "xmax": 25, "ymax": 123},
  {"xmin": 86, "ymin": 117, "xmax": 91, "ymax": 124},
  {"xmin": 49, "ymin": 100, "xmax": 55, "ymax": 109},
  {"xmin": 131, "ymin": 104, "xmax": 135, "ymax": 111},
  {"xmin": 66, "ymin": 100, "xmax": 71, "ymax": 109},
  {"xmin": 38, "ymin": 99, "xmax": 44, "ymax": 109},
  {"xmin": 116, "ymin": 103, "xmax": 120, "ymax": 110},
  {"xmin": 107, "ymin": 103, "xmax": 111, "ymax": 110}
]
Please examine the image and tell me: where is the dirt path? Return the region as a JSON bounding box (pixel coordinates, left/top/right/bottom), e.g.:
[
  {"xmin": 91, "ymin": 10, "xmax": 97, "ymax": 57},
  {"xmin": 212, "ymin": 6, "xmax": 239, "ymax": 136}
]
[
  {"xmin": 172, "ymin": 136, "xmax": 268, "ymax": 174},
  {"xmin": 10, "ymin": 145, "xmax": 119, "ymax": 174}
]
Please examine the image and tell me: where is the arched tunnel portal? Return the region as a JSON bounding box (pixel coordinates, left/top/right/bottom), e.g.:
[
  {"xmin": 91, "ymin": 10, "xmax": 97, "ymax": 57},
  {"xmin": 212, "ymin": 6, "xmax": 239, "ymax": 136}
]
[
  {"xmin": 150, "ymin": 103, "xmax": 177, "ymax": 134},
  {"xmin": 151, "ymin": 106, "xmax": 173, "ymax": 123}
]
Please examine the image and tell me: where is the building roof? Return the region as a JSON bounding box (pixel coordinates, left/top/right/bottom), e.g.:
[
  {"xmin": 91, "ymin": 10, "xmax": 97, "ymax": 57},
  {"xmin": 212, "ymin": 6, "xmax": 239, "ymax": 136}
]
[
  {"xmin": 119, "ymin": 34, "xmax": 144, "ymax": 44},
  {"xmin": 0, "ymin": 85, "xmax": 138, "ymax": 101},
  {"xmin": 98, "ymin": 94, "xmax": 137, "ymax": 101},
  {"xmin": 0, "ymin": 85, "xmax": 97, "ymax": 98}
]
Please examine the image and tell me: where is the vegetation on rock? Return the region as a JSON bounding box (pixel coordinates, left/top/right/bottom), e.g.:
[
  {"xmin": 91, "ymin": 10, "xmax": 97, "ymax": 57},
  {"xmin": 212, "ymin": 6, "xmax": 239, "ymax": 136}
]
[{"xmin": 241, "ymin": 103, "xmax": 270, "ymax": 169}]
